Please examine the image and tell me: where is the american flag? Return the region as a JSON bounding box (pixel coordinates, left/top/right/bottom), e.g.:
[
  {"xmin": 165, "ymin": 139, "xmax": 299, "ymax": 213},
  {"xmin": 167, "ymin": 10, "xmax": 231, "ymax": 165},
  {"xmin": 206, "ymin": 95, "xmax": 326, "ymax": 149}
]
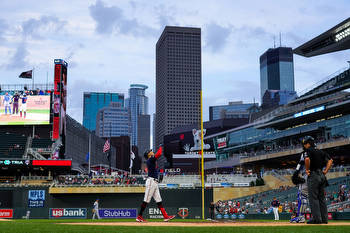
[{"xmin": 103, "ymin": 139, "xmax": 110, "ymax": 153}]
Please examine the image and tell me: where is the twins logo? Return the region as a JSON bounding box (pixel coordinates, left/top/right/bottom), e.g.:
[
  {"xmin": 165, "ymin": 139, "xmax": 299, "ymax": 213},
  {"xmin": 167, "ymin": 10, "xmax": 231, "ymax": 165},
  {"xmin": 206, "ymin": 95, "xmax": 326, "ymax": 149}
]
[{"xmin": 178, "ymin": 208, "xmax": 189, "ymax": 219}]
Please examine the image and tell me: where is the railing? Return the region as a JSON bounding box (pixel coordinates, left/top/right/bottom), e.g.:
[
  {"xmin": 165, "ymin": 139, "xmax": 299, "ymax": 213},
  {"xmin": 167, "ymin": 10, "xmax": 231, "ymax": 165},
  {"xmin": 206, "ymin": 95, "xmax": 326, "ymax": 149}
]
[
  {"xmin": 0, "ymin": 83, "xmax": 54, "ymax": 91},
  {"xmin": 298, "ymin": 67, "xmax": 349, "ymax": 97}
]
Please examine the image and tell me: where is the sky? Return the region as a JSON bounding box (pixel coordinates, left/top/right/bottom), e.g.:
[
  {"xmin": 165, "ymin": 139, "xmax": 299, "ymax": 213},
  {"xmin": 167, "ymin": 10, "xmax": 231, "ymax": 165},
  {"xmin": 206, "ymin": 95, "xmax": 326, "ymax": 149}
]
[{"xmin": 0, "ymin": 0, "xmax": 349, "ymax": 124}]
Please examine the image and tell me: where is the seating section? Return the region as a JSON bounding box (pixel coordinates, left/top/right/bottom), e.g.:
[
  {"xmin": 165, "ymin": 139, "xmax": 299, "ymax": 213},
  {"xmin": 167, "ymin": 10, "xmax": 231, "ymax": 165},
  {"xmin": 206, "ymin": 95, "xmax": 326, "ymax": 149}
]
[
  {"xmin": 0, "ymin": 133, "xmax": 27, "ymax": 158},
  {"xmin": 31, "ymin": 138, "xmax": 53, "ymax": 149},
  {"xmin": 219, "ymin": 176, "xmax": 350, "ymax": 214}
]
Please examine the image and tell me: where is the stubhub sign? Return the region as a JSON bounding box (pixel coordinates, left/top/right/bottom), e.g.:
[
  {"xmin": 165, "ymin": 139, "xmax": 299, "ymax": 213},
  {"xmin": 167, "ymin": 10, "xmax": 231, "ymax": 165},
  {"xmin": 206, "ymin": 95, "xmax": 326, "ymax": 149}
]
[
  {"xmin": 99, "ymin": 209, "xmax": 137, "ymax": 219},
  {"xmin": 49, "ymin": 208, "xmax": 87, "ymax": 219}
]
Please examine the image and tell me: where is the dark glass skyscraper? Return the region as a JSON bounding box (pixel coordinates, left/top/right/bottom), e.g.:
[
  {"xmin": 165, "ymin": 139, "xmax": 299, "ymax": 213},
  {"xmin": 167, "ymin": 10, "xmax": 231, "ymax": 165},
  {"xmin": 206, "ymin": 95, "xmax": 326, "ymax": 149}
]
[
  {"xmin": 155, "ymin": 26, "xmax": 201, "ymax": 146},
  {"xmin": 83, "ymin": 92, "xmax": 124, "ymax": 131},
  {"xmin": 260, "ymin": 47, "xmax": 295, "ymax": 101}
]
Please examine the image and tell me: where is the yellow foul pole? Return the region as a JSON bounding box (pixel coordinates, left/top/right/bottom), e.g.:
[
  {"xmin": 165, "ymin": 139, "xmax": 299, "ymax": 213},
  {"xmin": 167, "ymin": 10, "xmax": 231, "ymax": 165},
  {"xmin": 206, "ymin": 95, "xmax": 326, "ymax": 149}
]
[{"xmin": 200, "ymin": 90, "xmax": 205, "ymax": 220}]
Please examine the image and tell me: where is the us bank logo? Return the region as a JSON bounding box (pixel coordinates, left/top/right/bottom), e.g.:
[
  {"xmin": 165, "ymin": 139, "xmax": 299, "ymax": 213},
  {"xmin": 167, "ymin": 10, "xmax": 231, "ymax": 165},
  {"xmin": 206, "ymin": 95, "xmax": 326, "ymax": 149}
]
[{"xmin": 49, "ymin": 208, "xmax": 87, "ymax": 219}]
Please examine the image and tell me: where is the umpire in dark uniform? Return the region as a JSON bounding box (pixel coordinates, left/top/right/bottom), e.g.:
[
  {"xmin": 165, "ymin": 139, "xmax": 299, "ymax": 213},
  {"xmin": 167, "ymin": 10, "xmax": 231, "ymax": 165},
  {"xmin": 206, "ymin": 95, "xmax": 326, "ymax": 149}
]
[{"xmin": 302, "ymin": 136, "xmax": 333, "ymax": 224}]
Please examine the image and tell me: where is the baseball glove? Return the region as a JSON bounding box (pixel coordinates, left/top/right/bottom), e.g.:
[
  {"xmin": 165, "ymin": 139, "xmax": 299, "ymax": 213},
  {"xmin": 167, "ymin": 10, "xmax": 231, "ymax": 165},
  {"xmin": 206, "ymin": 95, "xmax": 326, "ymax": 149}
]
[{"xmin": 291, "ymin": 171, "xmax": 305, "ymax": 185}]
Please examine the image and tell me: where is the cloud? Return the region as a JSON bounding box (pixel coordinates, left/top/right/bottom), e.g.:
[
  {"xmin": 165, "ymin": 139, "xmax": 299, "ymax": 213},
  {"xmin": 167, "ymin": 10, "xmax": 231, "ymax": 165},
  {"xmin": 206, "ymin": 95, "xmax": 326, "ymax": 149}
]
[
  {"xmin": 21, "ymin": 15, "xmax": 66, "ymax": 39},
  {"xmin": 6, "ymin": 42, "xmax": 29, "ymax": 70},
  {"xmin": 89, "ymin": 0, "xmax": 156, "ymax": 36},
  {"xmin": 0, "ymin": 19, "xmax": 8, "ymax": 42},
  {"xmin": 205, "ymin": 23, "xmax": 232, "ymax": 52}
]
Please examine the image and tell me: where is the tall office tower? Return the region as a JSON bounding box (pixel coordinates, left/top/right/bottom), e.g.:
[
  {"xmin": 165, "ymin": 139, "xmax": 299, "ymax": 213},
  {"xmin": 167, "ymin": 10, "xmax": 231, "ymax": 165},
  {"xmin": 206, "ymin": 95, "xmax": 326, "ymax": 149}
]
[
  {"xmin": 152, "ymin": 113, "xmax": 156, "ymax": 151},
  {"xmin": 155, "ymin": 26, "xmax": 201, "ymax": 147},
  {"xmin": 137, "ymin": 114, "xmax": 150, "ymax": 156},
  {"xmin": 83, "ymin": 92, "xmax": 124, "ymax": 131},
  {"xmin": 128, "ymin": 84, "xmax": 149, "ymax": 146},
  {"xmin": 209, "ymin": 101, "xmax": 259, "ymax": 121},
  {"xmin": 95, "ymin": 102, "xmax": 131, "ymax": 138},
  {"xmin": 260, "ymin": 47, "xmax": 295, "ymax": 101}
]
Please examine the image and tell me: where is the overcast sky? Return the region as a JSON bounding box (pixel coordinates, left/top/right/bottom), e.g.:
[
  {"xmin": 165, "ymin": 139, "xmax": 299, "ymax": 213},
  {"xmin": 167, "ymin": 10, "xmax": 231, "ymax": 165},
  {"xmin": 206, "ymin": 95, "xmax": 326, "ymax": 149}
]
[{"xmin": 0, "ymin": 0, "xmax": 349, "ymax": 123}]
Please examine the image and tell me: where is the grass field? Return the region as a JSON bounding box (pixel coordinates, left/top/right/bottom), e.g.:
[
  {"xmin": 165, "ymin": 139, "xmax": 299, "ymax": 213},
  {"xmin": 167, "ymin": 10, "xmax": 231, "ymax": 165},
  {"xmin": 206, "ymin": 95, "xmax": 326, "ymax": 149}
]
[{"xmin": 0, "ymin": 219, "xmax": 350, "ymax": 233}]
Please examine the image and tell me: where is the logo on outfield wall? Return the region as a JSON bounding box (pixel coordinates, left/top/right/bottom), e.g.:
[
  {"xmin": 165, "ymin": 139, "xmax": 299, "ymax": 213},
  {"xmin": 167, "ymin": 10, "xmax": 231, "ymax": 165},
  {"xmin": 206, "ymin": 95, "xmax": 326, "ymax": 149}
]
[
  {"xmin": 28, "ymin": 190, "xmax": 45, "ymax": 208},
  {"xmin": 99, "ymin": 209, "xmax": 137, "ymax": 218},
  {"xmin": 178, "ymin": 208, "xmax": 189, "ymax": 219},
  {"xmin": 0, "ymin": 209, "xmax": 13, "ymax": 218},
  {"xmin": 49, "ymin": 208, "xmax": 87, "ymax": 219},
  {"xmin": 148, "ymin": 208, "xmax": 163, "ymax": 219}
]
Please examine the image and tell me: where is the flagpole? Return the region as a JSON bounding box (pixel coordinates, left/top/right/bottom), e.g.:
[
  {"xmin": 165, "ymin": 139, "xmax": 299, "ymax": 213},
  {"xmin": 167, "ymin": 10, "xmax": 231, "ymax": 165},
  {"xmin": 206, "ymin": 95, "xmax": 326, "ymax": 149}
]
[{"xmin": 88, "ymin": 133, "xmax": 91, "ymax": 175}]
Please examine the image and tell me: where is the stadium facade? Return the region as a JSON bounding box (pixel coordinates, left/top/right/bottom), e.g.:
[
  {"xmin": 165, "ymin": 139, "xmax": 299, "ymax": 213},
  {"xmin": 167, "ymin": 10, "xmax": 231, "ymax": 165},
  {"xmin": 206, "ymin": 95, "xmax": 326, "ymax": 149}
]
[{"xmin": 204, "ymin": 67, "xmax": 350, "ymax": 171}]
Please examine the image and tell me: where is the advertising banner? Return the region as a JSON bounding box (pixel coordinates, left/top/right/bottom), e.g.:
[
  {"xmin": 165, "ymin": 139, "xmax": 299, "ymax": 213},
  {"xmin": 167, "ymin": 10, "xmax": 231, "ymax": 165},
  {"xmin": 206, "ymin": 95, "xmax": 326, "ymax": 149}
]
[
  {"xmin": 49, "ymin": 208, "xmax": 87, "ymax": 219},
  {"xmin": 0, "ymin": 209, "xmax": 13, "ymax": 218},
  {"xmin": 28, "ymin": 190, "xmax": 45, "ymax": 208},
  {"xmin": 98, "ymin": 209, "xmax": 137, "ymax": 219}
]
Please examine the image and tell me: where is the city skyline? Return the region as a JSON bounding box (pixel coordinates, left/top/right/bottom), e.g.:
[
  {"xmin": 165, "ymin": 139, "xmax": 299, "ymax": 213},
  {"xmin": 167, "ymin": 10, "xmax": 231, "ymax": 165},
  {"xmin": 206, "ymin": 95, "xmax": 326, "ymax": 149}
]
[{"xmin": 0, "ymin": 0, "xmax": 349, "ymax": 125}]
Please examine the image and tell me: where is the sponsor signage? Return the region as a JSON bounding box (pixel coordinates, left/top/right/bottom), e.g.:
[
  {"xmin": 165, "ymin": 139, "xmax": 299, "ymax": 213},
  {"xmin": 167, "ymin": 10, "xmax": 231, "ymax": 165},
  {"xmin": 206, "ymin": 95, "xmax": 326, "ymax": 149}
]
[
  {"xmin": 217, "ymin": 137, "xmax": 227, "ymax": 149},
  {"xmin": 49, "ymin": 208, "xmax": 87, "ymax": 219},
  {"xmin": 28, "ymin": 190, "xmax": 45, "ymax": 208},
  {"xmin": 294, "ymin": 106, "xmax": 325, "ymax": 118},
  {"xmin": 0, "ymin": 160, "xmax": 30, "ymax": 167},
  {"xmin": 148, "ymin": 208, "xmax": 163, "ymax": 219},
  {"xmin": 32, "ymin": 160, "xmax": 71, "ymax": 166},
  {"xmin": 233, "ymin": 183, "xmax": 250, "ymax": 187},
  {"xmin": 0, "ymin": 209, "xmax": 13, "ymax": 218},
  {"xmin": 99, "ymin": 209, "xmax": 137, "ymax": 219}
]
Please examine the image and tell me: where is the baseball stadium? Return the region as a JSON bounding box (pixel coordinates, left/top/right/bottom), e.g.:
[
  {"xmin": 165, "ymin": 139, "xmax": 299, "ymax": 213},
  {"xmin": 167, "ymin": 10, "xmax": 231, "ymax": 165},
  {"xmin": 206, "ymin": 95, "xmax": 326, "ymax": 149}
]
[{"xmin": 0, "ymin": 19, "xmax": 350, "ymax": 233}]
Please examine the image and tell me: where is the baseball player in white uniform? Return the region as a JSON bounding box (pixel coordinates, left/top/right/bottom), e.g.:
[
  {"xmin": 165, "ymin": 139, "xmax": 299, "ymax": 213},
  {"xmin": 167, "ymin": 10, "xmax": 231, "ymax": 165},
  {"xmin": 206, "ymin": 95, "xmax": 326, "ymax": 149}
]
[{"xmin": 92, "ymin": 199, "xmax": 101, "ymax": 219}]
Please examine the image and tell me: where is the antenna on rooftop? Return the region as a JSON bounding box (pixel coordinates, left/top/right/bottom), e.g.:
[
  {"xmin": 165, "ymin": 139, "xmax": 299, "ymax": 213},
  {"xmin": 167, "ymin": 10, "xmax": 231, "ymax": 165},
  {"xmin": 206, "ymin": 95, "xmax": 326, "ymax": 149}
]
[
  {"xmin": 273, "ymin": 36, "xmax": 276, "ymax": 48},
  {"xmin": 279, "ymin": 32, "xmax": 282, "ymax": 47}
]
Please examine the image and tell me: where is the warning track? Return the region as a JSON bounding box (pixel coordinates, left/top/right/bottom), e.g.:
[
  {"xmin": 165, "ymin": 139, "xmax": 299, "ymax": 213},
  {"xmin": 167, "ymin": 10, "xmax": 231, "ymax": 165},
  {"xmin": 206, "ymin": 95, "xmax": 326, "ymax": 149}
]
[{"xmin": 61, "ymin": 221, "xmax": 350, "ymax": 227}]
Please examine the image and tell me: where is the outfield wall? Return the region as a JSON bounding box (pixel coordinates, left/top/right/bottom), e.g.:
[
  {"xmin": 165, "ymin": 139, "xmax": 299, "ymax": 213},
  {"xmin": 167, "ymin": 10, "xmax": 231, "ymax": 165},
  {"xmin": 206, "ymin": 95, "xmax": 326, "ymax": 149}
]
[{"xmin": 0, "ymin": 187, "xmax": 213, "ymax": 219}]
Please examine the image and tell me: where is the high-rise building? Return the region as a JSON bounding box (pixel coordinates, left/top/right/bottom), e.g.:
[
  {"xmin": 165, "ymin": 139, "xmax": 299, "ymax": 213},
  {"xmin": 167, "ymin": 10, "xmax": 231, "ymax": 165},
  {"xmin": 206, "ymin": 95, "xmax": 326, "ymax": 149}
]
[
  {"xmin": 260, "ymin": 47, "xmax": 295, "ymax": 101},
  {"xmin": 155, "ymin": 26, "xmax": 201, "ymax": 146},
  {"xmin": 137, "ymin": 114, "xmax": 150, "ymax": 156},
  {"xmin": 261, "ymin": 89, "xmax": 297, "ymax": 110},
  {"xmin": 209, "ymin": 101, "xmax": 259, "ymax": 121},
  {"xmin": 95, "ymin": 102, "xmax": 131, "ymax": 138},
  {"xmin": 83, "ymin": 92, "xmax": 124, "ymax": 131},
  {"xmin": 128, "ymin": 84, "xmax": 149, "ymax": 146}
]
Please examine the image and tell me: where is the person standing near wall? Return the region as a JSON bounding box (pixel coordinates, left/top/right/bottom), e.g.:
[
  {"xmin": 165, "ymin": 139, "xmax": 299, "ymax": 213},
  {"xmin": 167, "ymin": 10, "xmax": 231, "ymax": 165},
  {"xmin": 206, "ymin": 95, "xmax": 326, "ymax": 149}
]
[
  {"xmin": 271, "ymin": 197, "xmax": 280, "ymax": 220},
  {"xmin": 92, "ymin": 199, "xmax": 101, "ymax": 219}
]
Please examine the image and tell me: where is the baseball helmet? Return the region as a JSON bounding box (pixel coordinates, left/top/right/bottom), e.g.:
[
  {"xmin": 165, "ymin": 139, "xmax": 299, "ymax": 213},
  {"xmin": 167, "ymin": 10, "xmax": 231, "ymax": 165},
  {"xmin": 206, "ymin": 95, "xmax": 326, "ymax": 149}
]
[
  {"xmin": 144, "ymin": 149, "xmax": 152, "ymax": 160},
  {"xmin": 301, "ymin": 136, "xmax": 315, "ymax": 147}
]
